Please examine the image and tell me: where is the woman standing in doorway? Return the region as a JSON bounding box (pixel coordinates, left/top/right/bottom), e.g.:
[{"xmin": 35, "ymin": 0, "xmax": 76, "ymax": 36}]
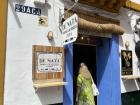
[{"xmin": 76, "ymin": 63, "xmax": 95, "ymax": 105}]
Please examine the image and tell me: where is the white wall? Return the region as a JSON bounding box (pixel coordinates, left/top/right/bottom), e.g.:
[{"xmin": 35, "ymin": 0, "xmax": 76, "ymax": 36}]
[
  {"xmin": 4, "ymin": 0, "xmax": 64, "ymax": 105},
  {"xmin": 119, "ymin": 8, "xmax": 140, "ymax": 93}
]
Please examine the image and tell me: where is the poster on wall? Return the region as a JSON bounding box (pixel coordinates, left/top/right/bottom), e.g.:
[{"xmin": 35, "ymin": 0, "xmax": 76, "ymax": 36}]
[
  {"xmin": 121, "ymin": 50, "xmax": 133, "ymax": 75},
  {"xmin": 36, "ymin": 52, "xmax": 62, "ymax": 72}
]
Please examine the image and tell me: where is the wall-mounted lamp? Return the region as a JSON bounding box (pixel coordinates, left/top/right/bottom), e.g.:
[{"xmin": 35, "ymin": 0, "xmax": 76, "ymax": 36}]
[
  {"xmin": 80, "ymin": 36, "xmax": 84, "ymax": 40},
  {"xmin": 125, "ymin": 41, "xmax": 130, "ymax": 49},
  {"xmin": 47, "ymin": 31, "xmax": 53, "ymax": 40}
]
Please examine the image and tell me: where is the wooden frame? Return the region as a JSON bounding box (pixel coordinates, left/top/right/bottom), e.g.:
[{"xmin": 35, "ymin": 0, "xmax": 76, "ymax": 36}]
[
  {"xmin": 0, "ymin": 0, "xmax": 8, "ymax": 105},
  {"xmin": 79, "ymin": 0, "xmax": 127, "ymax": 13},
  {"xmin": 124, "ymin": 0, "xmax": 140, "ymax": 12},
  {"xmin": 32, "ymin": 45, "xmax": 65, "ymax": 84},
  {"xmin": 80, "ymin": 0, "xmax": 140, "ymax": 13}
]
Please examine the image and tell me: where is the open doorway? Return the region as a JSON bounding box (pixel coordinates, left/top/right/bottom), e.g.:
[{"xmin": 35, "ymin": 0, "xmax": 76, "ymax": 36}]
[{"xmin": 73, "ymin": 40, "xmax": 97, "ymax": 104}]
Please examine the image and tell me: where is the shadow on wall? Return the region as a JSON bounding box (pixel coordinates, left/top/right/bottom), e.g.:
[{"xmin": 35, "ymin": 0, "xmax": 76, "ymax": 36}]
[
  {"xmin": 48, "ymin": 39, "xmax": 56, "ymax": 46},
  {"xmin": 34, "ymin": 2, "xmax": 51, "ymax": 16},
  {"xmin": 9, "ymin": 0, "xmax": 23, "ymax": 28},
  {"xmin": 36, "ymin": 87, "xmax": 63, "ymax": 105},
  {"xmin": 120, "ymin": 9, "xmax": 134, "ymax": 35},
  {"xmin": 119, "ymin": 36, "xmax": 124, "ymax": 48},
  {"xmin": 122, "ymin": 79, "xmax": 140, "ymax": 92},
  {"xmin": 119, "ymin": 10, "xmax": 134, "ymax": 48}
]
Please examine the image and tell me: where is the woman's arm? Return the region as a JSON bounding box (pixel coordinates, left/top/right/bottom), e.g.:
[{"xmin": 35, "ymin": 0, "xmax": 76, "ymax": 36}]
[{"xmin": 76, "ymin": 86, "xmax": 80, "ymax": 103}]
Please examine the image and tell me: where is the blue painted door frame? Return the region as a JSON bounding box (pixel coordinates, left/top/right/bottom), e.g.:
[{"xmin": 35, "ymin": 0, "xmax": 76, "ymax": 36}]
[
  {"xmin": 96, "ymin": 35, "xmax": 121, "ymax": 105},
  {"xmin": 63, "ymin": 35, "xmax": 121, "ymax": 105},
  {"xmin": 63, "ymin": 44, "xmax": 73, "ymax": 105}
]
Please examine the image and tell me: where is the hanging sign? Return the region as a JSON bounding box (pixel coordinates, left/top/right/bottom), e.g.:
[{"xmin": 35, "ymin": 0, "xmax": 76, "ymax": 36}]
[
  {"xmin": 36, "ymin": 52, "xmax": 62, "ymax": 72},
  {"xmin": 61, "ymin": 14, "xmax": 78, "ymax": 45},
  {"xmin": 15, "ymin": 4, "xmax": 41, "ymax": 16}
]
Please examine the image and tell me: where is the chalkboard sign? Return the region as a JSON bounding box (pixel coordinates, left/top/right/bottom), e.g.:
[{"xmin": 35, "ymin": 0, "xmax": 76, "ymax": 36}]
[{"xmin": 32, "ymin": 45, "xmax": 64, "ymax": 82}]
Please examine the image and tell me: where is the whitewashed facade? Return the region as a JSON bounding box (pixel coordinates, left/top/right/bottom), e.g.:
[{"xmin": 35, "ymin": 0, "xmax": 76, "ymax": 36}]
[
  {"xmin": 4, "ymin": 0, "xmax": 140, "ymax": 105},
  {"xmin": 4, "ymin": 0, "xmax": 64, "ymax": 105}
]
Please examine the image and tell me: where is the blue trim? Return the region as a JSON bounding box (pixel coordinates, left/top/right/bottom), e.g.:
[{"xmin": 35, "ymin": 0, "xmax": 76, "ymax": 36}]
[
  {"xmin": 96, "ymin": 35, "xmax": 121, "ymax": 105},
  {"xmin": 63, "ymin": 44, "xmax": 73, "ymax": 105}
]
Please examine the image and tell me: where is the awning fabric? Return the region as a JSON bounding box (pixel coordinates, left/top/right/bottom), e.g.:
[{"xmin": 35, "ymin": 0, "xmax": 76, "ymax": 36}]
[{"xmin": 78, "ymin": 17, "xmax": 125, "ymax": 35}]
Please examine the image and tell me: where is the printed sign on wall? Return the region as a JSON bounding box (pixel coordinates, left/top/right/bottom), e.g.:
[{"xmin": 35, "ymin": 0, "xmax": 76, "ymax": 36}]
[
  {"xmin": 32, "ymin": 45, "xmax": 64, "ymax": 81},
  {"xmin": 15, "ymin": 4, "xmax": 41, "ymax": 16},
  {"xmin": 37, "ymin": 52, "xmax": 62, "ymax": 72},
  {"xmin": 38, "ymin": 16, "xmax": 48, "ymax": 27},
  {"xmin": 121, "ymin": 50, "xmax": 133, "ymax": 75},
  {"xmin": 61, "ymin": 14, "xmax": 78, "ymax": 45}
]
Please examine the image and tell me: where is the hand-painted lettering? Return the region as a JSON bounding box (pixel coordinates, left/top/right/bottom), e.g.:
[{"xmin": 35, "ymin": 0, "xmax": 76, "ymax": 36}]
[{"xmin": 15, "ymin": 4, "xmax": 41, "ymax": 16}]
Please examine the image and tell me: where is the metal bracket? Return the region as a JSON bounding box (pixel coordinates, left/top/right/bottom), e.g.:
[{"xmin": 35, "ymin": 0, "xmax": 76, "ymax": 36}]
[{"xmin": 59, "ymin": 1, "xmax": 78, "ymax": 24}]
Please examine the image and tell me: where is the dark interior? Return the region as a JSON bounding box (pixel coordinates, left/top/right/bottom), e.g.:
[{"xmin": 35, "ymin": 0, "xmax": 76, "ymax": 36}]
[
  {"xmin": 73, "ymin": 43, "xmax": 97, "ymax": 105},
  {"xmin": 122, "ymin": 90, "xmax": 140, "ymax": 105}
]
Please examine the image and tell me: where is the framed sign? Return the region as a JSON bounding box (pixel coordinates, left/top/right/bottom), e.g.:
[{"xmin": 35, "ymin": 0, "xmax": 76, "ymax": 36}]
[
  {"xmin": 32, "ymin": 45, "xmax": 64, "ymax": 82},
  {"xmin": 121, "ymin": 50, "xmax": 133, "ymax": 75},
  {"xmin": 36, "ymin": 52, "xmax": 62, "ymax": 73}
]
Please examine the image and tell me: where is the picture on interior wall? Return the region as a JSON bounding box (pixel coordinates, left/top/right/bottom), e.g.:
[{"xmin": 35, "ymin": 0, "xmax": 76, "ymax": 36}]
[{"xmin": 121, "ymin": 50, "xmax": 132, "ymax": 75}]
